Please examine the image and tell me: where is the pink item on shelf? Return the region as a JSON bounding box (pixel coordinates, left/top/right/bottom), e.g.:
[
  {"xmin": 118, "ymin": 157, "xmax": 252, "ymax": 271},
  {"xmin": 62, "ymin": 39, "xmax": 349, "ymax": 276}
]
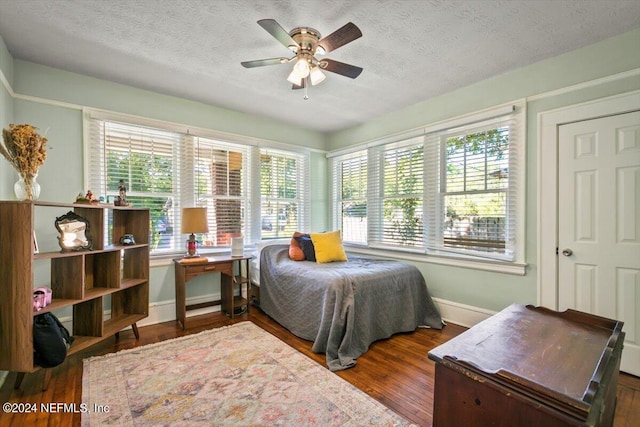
[
  {"xmin": 33, "ymin": 291, "xmax": 45, "ymax": 311},
  {"xmin": 33, "ymin": 287, "xmax": 52, "ymax": 310}
]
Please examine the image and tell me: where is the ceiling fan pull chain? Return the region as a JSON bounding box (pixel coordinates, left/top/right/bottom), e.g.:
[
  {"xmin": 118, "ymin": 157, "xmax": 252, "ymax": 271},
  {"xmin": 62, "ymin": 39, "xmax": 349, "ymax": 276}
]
[{"xmin": 304, "ymin": 77, "xmax": 309, "ymax": 100}]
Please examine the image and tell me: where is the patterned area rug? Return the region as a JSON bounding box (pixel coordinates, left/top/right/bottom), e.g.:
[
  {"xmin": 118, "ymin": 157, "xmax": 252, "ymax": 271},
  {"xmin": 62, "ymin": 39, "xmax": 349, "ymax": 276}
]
[{"xmin": 82, "ymin": 321, "xmax": 412, "ymax": 426}]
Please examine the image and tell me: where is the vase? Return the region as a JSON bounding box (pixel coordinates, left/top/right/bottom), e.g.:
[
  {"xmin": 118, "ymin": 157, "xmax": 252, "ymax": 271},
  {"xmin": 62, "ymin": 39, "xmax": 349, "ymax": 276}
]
[{"xmin": 14, "ymin": 173, "xmax": 41, "ymax": 201}]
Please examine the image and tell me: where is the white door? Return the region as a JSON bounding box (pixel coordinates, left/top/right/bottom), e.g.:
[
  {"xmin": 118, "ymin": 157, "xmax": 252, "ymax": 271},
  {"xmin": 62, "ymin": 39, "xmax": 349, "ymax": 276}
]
[{"xmin": 558, "ymin": 111, "xmax": 640, "ymax": 376}]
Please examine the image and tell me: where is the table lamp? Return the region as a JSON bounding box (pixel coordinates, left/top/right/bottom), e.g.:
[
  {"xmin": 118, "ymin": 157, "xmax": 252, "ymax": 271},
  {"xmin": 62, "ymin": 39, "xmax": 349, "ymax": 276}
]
[{"xmin": 181, "ymin": 207, "xmax": 209, "ymax": 257}]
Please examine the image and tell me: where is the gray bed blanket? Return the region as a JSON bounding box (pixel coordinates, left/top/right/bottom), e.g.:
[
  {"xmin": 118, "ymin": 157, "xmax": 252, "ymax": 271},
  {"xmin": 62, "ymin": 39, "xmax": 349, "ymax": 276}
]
[{"xmin": 259, "ymin": 245, "xmax": 443, "ymax": 371}]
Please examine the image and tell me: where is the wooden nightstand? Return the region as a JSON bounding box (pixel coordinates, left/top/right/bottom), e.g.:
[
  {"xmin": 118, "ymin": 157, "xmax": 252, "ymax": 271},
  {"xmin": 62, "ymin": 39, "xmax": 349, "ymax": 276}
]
[{"xmin": 173, "ymin": 255, "xmax": 252, "ymax": 329}]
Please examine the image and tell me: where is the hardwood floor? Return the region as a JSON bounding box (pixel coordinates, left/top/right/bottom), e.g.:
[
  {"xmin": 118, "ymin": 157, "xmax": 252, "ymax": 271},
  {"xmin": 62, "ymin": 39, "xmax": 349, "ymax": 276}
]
[{"xmin": 1, "ymin": 307, "xmax": 639, "ymax": 426}]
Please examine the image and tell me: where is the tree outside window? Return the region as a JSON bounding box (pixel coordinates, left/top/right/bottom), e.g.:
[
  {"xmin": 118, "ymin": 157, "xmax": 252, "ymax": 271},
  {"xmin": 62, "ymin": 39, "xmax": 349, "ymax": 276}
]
[{"xmin": 443, "ymin": 128, "xmax": 509, "ymax": 253}]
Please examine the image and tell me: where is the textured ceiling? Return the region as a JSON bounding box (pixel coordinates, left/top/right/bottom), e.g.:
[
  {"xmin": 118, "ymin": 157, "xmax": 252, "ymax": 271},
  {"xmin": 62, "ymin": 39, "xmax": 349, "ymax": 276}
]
[{"xmin": 0, "ymin": 0, "xmax": 639, "ymax": 132}]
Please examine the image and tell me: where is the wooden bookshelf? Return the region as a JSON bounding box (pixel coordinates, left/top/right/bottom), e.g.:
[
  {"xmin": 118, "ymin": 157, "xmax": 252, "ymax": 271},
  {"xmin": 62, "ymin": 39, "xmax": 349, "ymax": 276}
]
[{"xmin": 0, "ymin": 201, "xmax": 149, "ymax": 390}]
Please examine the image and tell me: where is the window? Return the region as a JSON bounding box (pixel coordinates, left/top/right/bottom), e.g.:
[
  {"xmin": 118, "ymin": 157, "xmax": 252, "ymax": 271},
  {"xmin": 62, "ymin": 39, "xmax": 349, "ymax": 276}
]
[
  {"xmin": 193, "ymin": 137, "xmax": 252, "ymax": 247},
  {"xmin": 331, "ymin": 150, "xmax": 368, "ymax": 244},
  {"xmin": 86, "ymin": 112, "xmax": 310, "ymax": 255},
  {"xmin": 87, "ymin": 120, "xmax": 182, "ymax": 253},
  {"xmin": 260, "ymin": 149, "xmax": 309, "ymax": 239},
  {"xmin": 425, "ymin": 114, "xmax": 520, "ymax": 261},
  {"xmin": 369, "ymin": 138, "xmax": 425, "ymax": 249},
  {"xmin": 330, "ymin": 102, "xmax": 524, "ymax": 265}
]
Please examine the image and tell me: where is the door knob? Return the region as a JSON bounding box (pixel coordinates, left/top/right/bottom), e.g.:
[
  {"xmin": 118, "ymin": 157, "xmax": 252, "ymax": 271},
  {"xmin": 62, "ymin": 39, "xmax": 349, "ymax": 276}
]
[{"xmin": 562, "ymin": 248, "xmax": 573, "ymax": 256}]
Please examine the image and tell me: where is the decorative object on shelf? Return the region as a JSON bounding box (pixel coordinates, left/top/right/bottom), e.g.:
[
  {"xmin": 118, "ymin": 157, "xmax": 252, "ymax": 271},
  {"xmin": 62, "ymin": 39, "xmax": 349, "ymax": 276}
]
[
  {"xmin": 33, "ymin": 287, "xmax": 52, "ymax": 311},
  {"xmin": 75, "ymin": 190, "xmax": 99, "ymax": 204},
  {"xmin": 33, "ymin": 290, "xmax": 46, "ymax": 311},
  {"xmin": 231, "ymin": 236, "xmax": 244, "ymax": 256},
  {"xmin": 0, "ymin": 123, "xmax": 49, "ymax": 200},
  {"xmin": 55, "ymin": 210, "xmax": 93, "ymax": 252},
  {"xmin": 114, "ymin": 179, "xmax": 129, "ymax": 206},
  {"xmin": 119, "ymin": 234, "xmax": 136, "ymax": 245},
  {"xmin": 181, "ymin": 207, "xmax": 209, "ymax": 257},
  {"xmin": 14, "ymin": 173, "xmax": 41, "ymax": 200}
]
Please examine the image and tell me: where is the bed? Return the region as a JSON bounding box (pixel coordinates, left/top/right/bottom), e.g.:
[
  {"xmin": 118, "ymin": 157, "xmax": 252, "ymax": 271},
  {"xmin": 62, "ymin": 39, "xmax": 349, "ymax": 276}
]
[{"xmin": 258, "ymin": 244, "xmax": 443, "ymax": 371}]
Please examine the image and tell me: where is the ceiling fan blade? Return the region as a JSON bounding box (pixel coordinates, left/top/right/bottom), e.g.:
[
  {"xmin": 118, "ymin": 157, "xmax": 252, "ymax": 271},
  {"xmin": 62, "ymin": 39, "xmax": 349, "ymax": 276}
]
[
  {"xmin": 320, "ymin": 59, "xmax": 363, "ymax": 79},
  {"xmin": 257, "ymin": 19, "xmax": 299, "ymax": 50},
  {"xmin": 241, "ymin": 57, "xmax": 290, "ymax": 68},
  {"xmin": 317, "ymin": 22, "xmax": 362, "ymax": 53}
]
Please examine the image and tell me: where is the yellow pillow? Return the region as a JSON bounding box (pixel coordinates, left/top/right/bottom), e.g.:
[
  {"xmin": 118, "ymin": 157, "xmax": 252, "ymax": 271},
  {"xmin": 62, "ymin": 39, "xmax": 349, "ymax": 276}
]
[{"xmin": 309, "ymin": 230, "xmax": 348, "ymax": 263}]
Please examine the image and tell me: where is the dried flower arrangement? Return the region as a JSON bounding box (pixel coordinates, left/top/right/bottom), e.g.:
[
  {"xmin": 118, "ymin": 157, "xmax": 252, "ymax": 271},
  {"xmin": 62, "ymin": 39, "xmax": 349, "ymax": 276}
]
[{"xmin": 0, "ymin": 124, "xmax": 48, "ymax": 200}]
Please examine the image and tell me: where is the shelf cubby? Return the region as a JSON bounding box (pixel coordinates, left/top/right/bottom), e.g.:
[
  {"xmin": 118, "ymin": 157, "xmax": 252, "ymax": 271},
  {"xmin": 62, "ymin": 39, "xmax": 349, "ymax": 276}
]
[{"xmin": 85, "ymin": 250, "xmax": 121, "ymax": 289}]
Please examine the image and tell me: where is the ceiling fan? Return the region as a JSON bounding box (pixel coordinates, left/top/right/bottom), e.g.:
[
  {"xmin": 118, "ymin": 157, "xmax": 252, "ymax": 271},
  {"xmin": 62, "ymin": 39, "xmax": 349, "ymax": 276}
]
[{"xmin": 241, "ymin": 19, "xmax": 363, "ymax": 97}]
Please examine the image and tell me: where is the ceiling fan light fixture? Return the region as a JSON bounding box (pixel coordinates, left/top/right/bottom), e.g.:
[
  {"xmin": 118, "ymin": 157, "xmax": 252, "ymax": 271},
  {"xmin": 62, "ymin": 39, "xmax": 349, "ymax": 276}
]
[
  {"xmin": 292, "ymin": 57, "xmax": 310, "ymax": 78},
  {"xmin": 242, "ymin": 19, "xmax": 363, "ymax": 92},
  {"xmin": 286, "ymin": 69, "xmax": 302, "ymax": 86},
  {"xmin": 309, "ymin": 66, "xmax": 326, "ymax": 86}
]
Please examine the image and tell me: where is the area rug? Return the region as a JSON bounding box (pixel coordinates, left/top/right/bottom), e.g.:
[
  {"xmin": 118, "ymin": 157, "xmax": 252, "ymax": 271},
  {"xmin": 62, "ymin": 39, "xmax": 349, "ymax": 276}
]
[{"xmin": 82, "ymin": 321, "xmax": 412, "ymax": 426}]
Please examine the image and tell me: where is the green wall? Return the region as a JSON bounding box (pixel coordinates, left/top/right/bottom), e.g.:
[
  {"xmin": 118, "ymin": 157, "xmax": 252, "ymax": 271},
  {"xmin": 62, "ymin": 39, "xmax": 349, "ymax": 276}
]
[
  {"xmin": 325, "ymin": 29, "xmax": 640, "ymax": 311},
  {"xmin": 1, "ymin": 29, "xmax": 639, "ymax": 314},
  {"xmin": 0, "ymin": 51, "xmax": 329, "ymax": 305}
]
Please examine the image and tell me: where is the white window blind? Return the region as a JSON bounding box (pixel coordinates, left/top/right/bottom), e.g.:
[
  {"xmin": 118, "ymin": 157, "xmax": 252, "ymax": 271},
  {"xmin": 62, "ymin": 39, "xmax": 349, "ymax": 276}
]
[
  {"xmin": 86, "ymin": 113, "xmax": 312, "ymax": 254},
  {"xmin": 330, "ymin": 150, "xmax": 368, "ymax": 244},
  {"xmin": 425, "ymin": 112, "xmax": 521, "ymax": 260},
  {"xmin": 87, "ymin": 120, "xmax": 182, "ymax": 253},
  {"xmin": 369, "ymin": 137, "xmax": 425, "ymax": 249},
  {"xmin": 193, "ymin": 136, "xmax": 252, "ymax": 247},
  {"xmin": 260, "ymin": 148, "xmax": 309, "ymax": 239},
  {"xmin": 329, "ymin": 102, "xmax": 525, "ymax": 264}
]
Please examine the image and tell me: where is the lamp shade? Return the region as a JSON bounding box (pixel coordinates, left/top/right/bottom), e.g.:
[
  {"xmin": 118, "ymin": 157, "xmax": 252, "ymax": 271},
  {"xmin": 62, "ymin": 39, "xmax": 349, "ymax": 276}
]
[
  {"xmin": 181, "ymin": 207, "xmax": 209, "ymax": 234},
  {"xmin": 309, "ymin": 66, "xmax": 326, "ymax": 86}
]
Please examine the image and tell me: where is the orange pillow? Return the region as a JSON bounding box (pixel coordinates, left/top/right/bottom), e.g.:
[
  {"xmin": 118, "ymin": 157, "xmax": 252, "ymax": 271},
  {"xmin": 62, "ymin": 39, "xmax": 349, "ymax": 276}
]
[{"xmin": 289, "ymin": 231, "xmax": 306, "ymax": 261}]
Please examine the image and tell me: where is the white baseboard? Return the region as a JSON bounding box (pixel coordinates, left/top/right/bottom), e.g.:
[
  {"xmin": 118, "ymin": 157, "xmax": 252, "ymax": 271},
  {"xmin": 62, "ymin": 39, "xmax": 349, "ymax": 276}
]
[
  {"xmin": 58, "ymin": 294, "xmax": 490, "ymax": 335},
  {"xmin": 136, "ymin": 296, "xmax": 494, "ymax": 330},
  {"xmin": 139, "ymin": 294, "xmax": 222, "ymax": 327},
  {"xmin": 432, "ymin": 297, "xmax": 495, "ymax": 328},
  {"xmin": 57, "ymin": 293, "xmax": 222, "ymax": 332},
  {"xmin": 141, "ymin": 295, "xmax": 493, "ymax": 329},
  {"xmin": 127, "ymin": 295, "xmax": 496, "ymax": 328}
]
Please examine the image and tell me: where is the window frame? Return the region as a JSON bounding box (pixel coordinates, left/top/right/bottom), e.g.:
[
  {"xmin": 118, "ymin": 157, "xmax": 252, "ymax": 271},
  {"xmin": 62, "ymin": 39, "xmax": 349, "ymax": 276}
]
[
  {"xmin": 84, "ymin": 108, "xmax": 311, "ymax": 258},
  {"xmin": 331, "ymin": 149, "xmax": 368, "ymax": 245},
  {"xmin": 259, "ymin": 148, "xmax": 310, "ymax": 240},
  {"xmin": 329, "ymin": 101, "xmax": 526, "ymax": 275},
  {"xmin": 426, "ymin": 114, "xmax": 519, "ymax": 262},
  {"xmin": 368, "ymin": 137, "xmax": 426, "ymax": 250}
]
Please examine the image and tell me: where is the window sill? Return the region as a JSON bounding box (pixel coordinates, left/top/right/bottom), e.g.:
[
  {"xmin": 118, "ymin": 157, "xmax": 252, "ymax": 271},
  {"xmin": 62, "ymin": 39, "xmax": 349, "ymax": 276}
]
[
  {"xmin": 151, "ymin": 245, "xmax": 526, "ymax": 275},
  {"xmin": 344, "ymin": 245, "xmax": 527, "ymax": 276},
  {"xmin": 150, "ymin": 246, "xmax": 251, "ymax": 268}
]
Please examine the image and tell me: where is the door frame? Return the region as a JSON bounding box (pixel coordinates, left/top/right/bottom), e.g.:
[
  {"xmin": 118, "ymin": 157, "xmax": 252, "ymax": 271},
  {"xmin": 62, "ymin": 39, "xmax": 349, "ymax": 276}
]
[{"xmin": 538, "ymin": 90, "xmax": 640, "ymax": 309}]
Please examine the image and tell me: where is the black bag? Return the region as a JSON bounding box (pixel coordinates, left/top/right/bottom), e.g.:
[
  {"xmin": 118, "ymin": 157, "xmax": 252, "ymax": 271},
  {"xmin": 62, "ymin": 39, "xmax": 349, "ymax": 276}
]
[{"xmin": 33, "ymin": 312, "xmax": 74, "ymax": 368}]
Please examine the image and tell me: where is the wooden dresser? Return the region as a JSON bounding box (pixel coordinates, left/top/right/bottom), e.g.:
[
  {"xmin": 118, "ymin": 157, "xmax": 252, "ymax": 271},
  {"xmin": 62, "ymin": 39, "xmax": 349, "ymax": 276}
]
[{"xmin": 428, "ymin": 304, "xmax": 624, "ymax": 427}]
